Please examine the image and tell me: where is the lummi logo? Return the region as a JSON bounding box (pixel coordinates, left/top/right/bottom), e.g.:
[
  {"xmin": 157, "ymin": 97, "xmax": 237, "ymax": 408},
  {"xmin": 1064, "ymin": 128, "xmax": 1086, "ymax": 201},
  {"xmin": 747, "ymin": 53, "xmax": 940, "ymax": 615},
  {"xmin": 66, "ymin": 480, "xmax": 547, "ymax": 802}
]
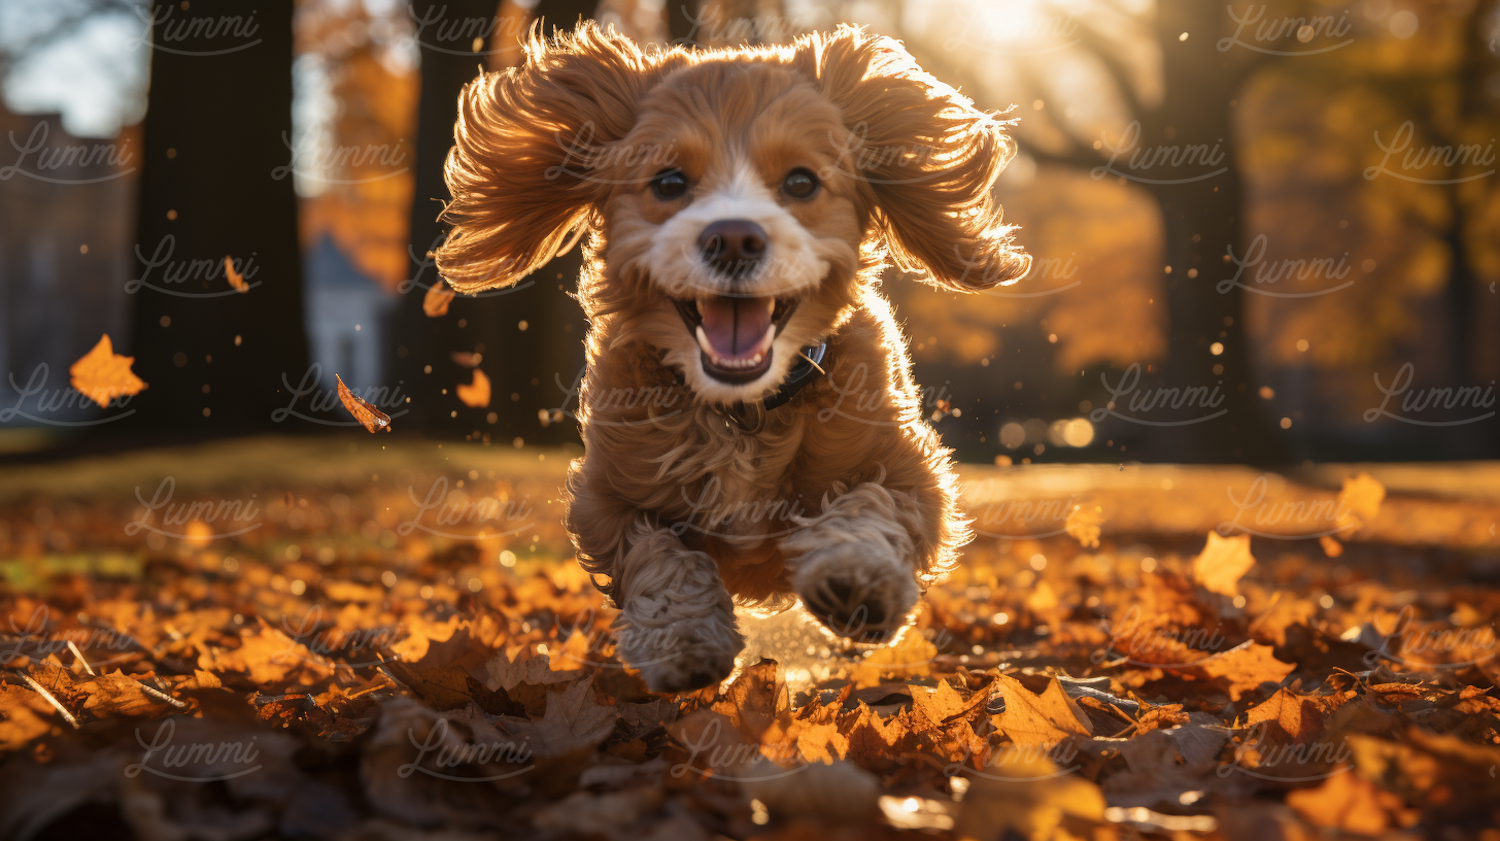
[
  {"xmin": 1091, "ymin": 121, "xmax": 1228, "ymax": 185},
  {"xmin": 272, "ymin": 364, "xmax": 408, "ymax": 426},
  {"xmin": 129, "ymin": 4, "xmax": 263, "ymax": 56},
  {"xmin": 1364, "ymin": 363, "xmax": 1496, "ymax": 427},
  {"xmin": 124, "ymin": 477, "xmax": 262, "ymax": 541},
  {"xmin": 395, "ymin": 476, "xmax": 535, "ymax": 540},
  {"xmin": 127, "ymin": 235, "xmax": 262, "ymax": 298},
  {"xmin": 1217, "ymin": 234, "xmax": 1356, "ymax": 298},
  {"xmin": 126, "ymin": 719, "xmax": 263, "ymax": 782},
  {"xmin": 1090, "ymin": 363, "xmax": 1228, "ymax": 427},
  {"xmin": 2, "ymin": 364, "xmax": 137, "ymax": 426},
  {"xmin": 0, "ymin": 120, "xmax": 135, "ymax": 184}
]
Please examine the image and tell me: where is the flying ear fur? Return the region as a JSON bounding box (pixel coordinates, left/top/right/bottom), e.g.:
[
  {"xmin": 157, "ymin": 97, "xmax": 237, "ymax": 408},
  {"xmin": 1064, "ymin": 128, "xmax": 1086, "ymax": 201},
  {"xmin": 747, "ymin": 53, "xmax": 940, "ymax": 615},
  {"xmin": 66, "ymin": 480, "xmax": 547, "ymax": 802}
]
[
  {"xmin": 794, "ymin": 26, "xmax": 1031, "ymax": 292},
  {"xmin": 435, "ymin": 23, "xmax": 674, "ymax": 293}
]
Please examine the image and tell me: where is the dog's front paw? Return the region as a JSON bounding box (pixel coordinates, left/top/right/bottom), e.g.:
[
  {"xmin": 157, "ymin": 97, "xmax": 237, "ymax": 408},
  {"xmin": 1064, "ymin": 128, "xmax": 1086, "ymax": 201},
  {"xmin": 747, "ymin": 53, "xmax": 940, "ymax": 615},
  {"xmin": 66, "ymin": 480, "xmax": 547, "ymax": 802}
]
[
  {"xmin": 617, "ymin": 611, "xmax": 742, "ymax": 693},
  {"xmin": 791, "ymin": 540, "xmax": 919, "ymax": 642}
]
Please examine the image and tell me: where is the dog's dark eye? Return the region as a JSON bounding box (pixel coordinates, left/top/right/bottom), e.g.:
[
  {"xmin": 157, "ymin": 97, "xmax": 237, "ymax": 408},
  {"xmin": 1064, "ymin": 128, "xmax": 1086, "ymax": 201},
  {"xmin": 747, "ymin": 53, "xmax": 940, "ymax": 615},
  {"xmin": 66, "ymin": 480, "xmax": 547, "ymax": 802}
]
[
  {"xmin": 650, "ymin": 169, "xmax": 688, "ymax": 200},
  {"xmin": 782, "ymin": 168, "xmax": 818, "ymax": 199}
]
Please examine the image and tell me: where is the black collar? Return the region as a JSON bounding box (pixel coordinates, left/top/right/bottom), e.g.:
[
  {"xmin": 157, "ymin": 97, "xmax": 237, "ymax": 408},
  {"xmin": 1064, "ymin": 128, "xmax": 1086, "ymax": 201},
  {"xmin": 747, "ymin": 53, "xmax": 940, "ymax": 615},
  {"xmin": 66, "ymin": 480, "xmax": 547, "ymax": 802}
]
[{"xmin": 716, "ymin": 342, "xmax": 828, "ymax": 433}]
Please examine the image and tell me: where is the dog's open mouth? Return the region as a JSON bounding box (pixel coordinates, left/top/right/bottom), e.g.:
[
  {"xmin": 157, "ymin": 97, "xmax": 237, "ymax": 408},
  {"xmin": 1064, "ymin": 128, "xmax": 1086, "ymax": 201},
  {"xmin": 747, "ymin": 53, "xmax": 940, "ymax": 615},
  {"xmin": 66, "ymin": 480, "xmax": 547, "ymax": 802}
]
[{"xmin": 674, "ymin": 296, "xmax": 798, "ymax": 384}]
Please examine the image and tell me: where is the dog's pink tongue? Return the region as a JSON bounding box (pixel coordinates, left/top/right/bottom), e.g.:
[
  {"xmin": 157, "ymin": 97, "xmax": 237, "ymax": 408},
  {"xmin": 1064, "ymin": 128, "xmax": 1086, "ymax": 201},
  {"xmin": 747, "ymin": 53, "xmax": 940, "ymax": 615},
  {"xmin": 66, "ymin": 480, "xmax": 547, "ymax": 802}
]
[{"xmin": 698, "ymin": 297, "xmax": 771, "ymax": 359}]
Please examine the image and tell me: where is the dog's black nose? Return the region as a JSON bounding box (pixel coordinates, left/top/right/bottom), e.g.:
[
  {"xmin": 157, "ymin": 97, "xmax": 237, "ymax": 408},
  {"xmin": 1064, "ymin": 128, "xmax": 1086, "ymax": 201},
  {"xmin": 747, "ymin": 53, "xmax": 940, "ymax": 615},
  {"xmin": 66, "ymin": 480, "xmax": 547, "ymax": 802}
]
[{"xmin": 698, "ymin": 219, "xmax": 767, "ymax": 278}]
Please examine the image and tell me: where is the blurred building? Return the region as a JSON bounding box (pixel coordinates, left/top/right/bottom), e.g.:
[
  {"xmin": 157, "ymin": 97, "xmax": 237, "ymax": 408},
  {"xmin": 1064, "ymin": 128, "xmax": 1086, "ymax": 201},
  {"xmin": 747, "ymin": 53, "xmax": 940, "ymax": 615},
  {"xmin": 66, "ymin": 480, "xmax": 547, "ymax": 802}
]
[
  {"xmin": 0, "ymin": 108, "xmax": 136, "ymax": 429},
  {"xmin": 302, "ymin": 233, "xmax": 396, "ymax": 396}
]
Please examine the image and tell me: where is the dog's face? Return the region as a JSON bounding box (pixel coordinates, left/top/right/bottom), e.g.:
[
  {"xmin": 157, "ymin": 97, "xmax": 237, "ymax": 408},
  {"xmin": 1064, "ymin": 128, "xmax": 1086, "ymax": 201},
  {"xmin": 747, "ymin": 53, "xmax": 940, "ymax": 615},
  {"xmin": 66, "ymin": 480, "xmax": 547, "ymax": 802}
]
[
  {"xmin": 601, "ymin": 64, "xmax": 864, "ymax": 402},
  {"xmin": 436, "ymin": 25, "xmax": 1030, "ymax": 404}
]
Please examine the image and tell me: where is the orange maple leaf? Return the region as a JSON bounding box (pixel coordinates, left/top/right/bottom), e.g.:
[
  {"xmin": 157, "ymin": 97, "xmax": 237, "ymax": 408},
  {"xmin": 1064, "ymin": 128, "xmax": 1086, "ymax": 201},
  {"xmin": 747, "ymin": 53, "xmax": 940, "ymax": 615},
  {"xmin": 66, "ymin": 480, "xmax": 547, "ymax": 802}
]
[{"xmin": 68, "ymin": 334, "xmax": 147, "ymax": 408}]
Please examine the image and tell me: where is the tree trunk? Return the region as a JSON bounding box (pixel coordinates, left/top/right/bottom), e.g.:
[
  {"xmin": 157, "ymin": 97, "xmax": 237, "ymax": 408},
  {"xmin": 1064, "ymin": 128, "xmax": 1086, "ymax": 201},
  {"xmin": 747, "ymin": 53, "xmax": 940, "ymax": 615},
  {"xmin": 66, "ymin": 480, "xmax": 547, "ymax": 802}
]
[
  {"xmin": 1140, "ymin": 0, "xmax": 1283, "ymax": 464},
  {"xmin": 391, "ymin": 0, "xmax": 594, "ymax": 444},
  {"xmin": 126, "ymin": 0, "xmax": 310, "ymax": 438},
  {"xmin": 666, "ymin": 0, "xmax": 702, "ymax": 44}
]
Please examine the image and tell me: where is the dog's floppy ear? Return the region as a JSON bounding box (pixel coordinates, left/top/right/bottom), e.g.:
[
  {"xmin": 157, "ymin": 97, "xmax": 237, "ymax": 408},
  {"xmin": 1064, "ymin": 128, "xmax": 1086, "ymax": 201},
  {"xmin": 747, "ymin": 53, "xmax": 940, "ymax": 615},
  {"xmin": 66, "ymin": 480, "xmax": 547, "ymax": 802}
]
[
  {"xmin": 436, "ymin": 23, "xmax": 667, "ymax": 293},
  {"xmin": 796, "ymin": 27, "xmax": 1031, "ymax": 292}
]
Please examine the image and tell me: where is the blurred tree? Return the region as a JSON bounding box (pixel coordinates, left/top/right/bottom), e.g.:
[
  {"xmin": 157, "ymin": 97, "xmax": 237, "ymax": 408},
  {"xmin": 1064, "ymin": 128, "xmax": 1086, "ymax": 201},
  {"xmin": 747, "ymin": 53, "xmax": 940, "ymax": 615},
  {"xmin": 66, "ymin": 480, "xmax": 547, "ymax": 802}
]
[
  {"xmin": 127, "ymin": 0, "xmax": 311, "ymax": 436},
  {"xmin": 1006, "ymin": 0, "xmax": 1291, "ymax": 463},
  {"xmin": 392, "ymin": 0, "xmax": 596, "ymax": 442},
  {"xmin": 1236, "ymin": 0, "xmax": 1500, "ymax": 458},
  {"xmin": 296, "ymin": 1, "xmax": 419, "ymax": 289}
]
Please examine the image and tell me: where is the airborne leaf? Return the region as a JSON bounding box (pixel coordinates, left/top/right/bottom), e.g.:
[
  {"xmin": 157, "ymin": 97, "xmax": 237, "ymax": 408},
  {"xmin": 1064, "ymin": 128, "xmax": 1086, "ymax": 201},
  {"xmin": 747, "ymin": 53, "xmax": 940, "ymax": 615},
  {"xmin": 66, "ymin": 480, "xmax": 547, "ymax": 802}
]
[
  {"xmin": 68, "ymin": 334, "xmax": 147, "ymax": 408},
  {"xmin": 336, "ymin": 374, "xmax": 391, "ymax": 432}
]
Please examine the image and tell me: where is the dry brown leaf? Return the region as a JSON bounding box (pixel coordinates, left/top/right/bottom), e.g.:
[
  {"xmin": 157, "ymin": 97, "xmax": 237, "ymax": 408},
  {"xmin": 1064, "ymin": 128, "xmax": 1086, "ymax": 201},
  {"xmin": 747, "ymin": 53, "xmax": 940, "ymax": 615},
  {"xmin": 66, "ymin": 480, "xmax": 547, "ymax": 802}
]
[
  {"xmin": 842, "ymin": 701, "xmax": 909, "ymax": 770},
  {"xmin": 481, "ymin": 646, "xmax": 585, "ymax": 692},
  {"xmin": 1243, "ymin": 686, "xmax": 1331, "ymax": 741},
  {"xmin": 713, "ymin": 659, "xmax": 789, "ymax": 738},
  {"xmin": 1192, "ymin": 531, "xmax": 1256, "ymax": 597},
  {"xmin": 69, "ymin": 334, "xmax": 146, "ymax": 408},
  {"xmin": 423, "ymin": 281, "xmax": 455, "ymax": 317},
  {"xmin": 990, "ymin": 674, "xmax": 1094, "ymax": 746},
  {"xmin": 909, "ymin": 679, "xmax": 989, "ymax": 727},
  {"xmin": 336, "ymin": 374, "xmax": 391, "ymax": 432},
  {"xmin": 502, "ymin": 676, "xmax": 618, "ymax": 759},
  {"xmin": 224, "ymin": 255, "xmax": 248, "ymax": 292},
  {"xmin": 1198, "ymin": 641, "xmax": 1297, "ymax": 701},
  {"xmin": 381, "ymin": 626, "xmax": 505, "ymax": 712},
  {"xmin": 456, "ymin": 369, "xmax": 491, "ymax": 408},
  {"xmin": 197, "ymin": 621, "xmax": 333, "ymax": 687},
  {"xmin": 0, "ymin": 684, "xmax": 58, "ymax": 750}
]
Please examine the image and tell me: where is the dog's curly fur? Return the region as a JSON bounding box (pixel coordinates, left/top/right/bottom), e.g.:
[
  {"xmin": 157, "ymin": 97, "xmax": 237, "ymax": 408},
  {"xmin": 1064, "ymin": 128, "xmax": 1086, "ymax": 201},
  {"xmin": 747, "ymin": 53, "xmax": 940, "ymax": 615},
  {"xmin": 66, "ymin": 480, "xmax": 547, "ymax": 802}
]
[{"xmin": 436, "ymin": 23, "xmax": 1029, "ymax": 692}]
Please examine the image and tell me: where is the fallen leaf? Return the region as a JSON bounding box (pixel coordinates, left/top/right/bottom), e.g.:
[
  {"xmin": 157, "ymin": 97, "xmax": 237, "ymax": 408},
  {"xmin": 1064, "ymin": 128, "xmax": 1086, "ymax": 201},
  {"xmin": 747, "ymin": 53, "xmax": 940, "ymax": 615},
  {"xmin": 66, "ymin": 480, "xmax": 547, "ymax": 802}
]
[
  {"xmin": 0, "ymin": 684, "xmax": 58, "ymax": 750},
  {"xmin": 1243, "ymin": 686, "xmax": 1330, "ymax": 741},
  {"xmin": 990, "ymin": 674, "xmax": 1094, "ymax": 746},
  {"xmin": 457, "ymin": 369, "xmax": 491, "ymax": 408},
  {"xmin": 503, "ymin": 676, "xmax": 617, "ymax": 759},
  {"xmin": 423, "ymin": 281, "xmax": 455, "ymax": 317},
  {"xmin": 68, "ymin": 335, "xmax": 146, "ymax": 408},
  {"xmin": 840, "ymin": 701, "xmax": 907, "ymax": 767},
  {"xmin": 481, "ymin": 646, "xmax": 585, "ymax": 692},
  {"xmin": 336, "ymin": 374, "xmax": 391, "ymax": 433},
  {"xmin": 1198, "ymin": 641, "xmax": 1297, "ymax": 701},
  {"xmin": 197, "ymin": 621, "xmax": 334, "ymax": 687},
  {"xmin": 1192, "ymin": 531, "xmax": 1256, "ymax": 597},
  {"xmin": 713, "ymin": 659, "xmax": 789, "ymax": 738}
]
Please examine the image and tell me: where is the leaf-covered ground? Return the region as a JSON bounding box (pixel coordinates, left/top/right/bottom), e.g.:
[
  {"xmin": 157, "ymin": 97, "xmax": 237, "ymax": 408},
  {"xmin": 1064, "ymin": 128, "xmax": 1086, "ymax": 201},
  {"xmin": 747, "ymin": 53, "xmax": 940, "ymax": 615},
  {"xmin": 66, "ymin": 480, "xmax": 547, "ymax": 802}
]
[{"xmin": 2, "ymin": 439, "xmax": 1499, "ymax": 841}]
